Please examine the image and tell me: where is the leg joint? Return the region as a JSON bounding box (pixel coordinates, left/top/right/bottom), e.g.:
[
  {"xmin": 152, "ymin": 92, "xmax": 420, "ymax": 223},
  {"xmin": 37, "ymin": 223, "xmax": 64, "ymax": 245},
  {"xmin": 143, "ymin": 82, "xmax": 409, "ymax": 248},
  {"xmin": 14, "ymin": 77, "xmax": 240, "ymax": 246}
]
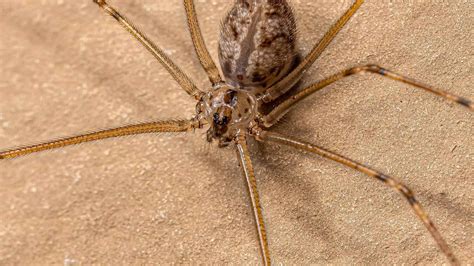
[
  {"xmin": 93, "ymin": 0, "xmax": 106, "ymax": 6},
  {"xmin": 346, "ymin": 64, "xmax": 383, "ymax": 75}
]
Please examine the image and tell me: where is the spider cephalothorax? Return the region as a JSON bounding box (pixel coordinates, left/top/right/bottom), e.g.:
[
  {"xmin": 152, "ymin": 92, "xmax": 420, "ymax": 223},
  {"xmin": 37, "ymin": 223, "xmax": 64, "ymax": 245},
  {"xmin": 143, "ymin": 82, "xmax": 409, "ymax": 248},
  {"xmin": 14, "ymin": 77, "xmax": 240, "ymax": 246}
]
[{"xmin": 197, "ymin": 84, "xmax": 258, "ymax": 146}]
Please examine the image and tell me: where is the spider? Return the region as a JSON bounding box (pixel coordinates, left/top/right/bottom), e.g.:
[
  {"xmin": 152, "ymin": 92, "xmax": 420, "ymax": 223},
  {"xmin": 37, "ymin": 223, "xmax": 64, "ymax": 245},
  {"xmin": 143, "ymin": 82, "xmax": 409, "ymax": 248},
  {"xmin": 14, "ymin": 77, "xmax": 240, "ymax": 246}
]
[{"xmin": 0, "ymin": 0, "xmax": 472, "ymax": 264}]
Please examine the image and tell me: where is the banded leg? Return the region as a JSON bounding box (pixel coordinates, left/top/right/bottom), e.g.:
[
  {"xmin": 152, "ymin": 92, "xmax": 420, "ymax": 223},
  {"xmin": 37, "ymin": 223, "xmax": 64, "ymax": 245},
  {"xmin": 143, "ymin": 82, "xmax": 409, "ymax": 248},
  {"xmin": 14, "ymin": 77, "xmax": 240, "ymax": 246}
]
[
  {"xmin": 93, "ymin": 0, "xmax": 204, "ymax": 100},
  {"xmin": 235, "ymin": 133, "xmax": 271, "ymax": 266},
  {"xmin": 184, "ymin": 0, "xmax": 223, "ymax": 86},
  {"xmin": 263, "ymin": 64, "xmax": 473, "ymax": 127},
  {"xmin": 261, "ymin": 0, "xmax": 364, "ymax": 103},
  {"xmin": 0, "ymin": 119, "xmax": 200, "ymax": 159},
  {"xmin": 257, "ymin": 130, "xmax": 459, "ymax": 265}
]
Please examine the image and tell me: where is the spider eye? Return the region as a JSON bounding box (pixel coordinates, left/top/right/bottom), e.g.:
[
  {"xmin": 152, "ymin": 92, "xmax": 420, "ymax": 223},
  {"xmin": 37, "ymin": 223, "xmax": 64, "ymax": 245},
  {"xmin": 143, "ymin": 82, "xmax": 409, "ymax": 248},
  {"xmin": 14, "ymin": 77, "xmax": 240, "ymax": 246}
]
[
  {"xmin": 221, "ymin": 116, "xmax": 228, "ymax": 124},
  {"xmin": 213, "ymin": 113, "xmax": 229, "ymax": 126},
  {"xmin": 213, "ymin": 113, "xmax": 219, "ymax": 123}
]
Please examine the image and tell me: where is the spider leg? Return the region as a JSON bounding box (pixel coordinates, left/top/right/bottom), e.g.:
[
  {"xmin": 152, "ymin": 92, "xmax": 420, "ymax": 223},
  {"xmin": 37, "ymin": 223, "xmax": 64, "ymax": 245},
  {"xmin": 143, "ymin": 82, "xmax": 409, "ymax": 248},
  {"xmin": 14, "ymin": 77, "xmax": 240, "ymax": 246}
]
[
  {"xmin": 0, "ymin": 119, "xmax": 201, "ymax": 159},
  {"xmin": 235, "ymin": 133, "xmax": 271, "ymax": 265},
  {"xmin": 262, "ymin": 0, "xmax": 364, "ymax": 103},
  {"xmin": 256, "ymin": 130, "xmax": 459, "ymax": 265},
  {"xmin": 93, "ymin": 0, "xmax": 204, "ymax": 100},
  {"xmin": 184, "ymin": 0, "xmax": 223, "ymax": 86},
  {"xmin": 263, "ymin": 64, "xmax": 473, "ymax": 127}
]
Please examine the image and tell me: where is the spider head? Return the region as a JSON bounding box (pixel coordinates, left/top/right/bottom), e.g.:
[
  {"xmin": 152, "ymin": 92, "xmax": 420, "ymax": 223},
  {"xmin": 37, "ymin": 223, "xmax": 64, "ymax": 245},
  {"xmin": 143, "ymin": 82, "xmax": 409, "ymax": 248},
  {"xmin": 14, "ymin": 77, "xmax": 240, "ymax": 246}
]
[{"xmin": 196, "ymin": 85, "xmax": 257, "ymax": 147}]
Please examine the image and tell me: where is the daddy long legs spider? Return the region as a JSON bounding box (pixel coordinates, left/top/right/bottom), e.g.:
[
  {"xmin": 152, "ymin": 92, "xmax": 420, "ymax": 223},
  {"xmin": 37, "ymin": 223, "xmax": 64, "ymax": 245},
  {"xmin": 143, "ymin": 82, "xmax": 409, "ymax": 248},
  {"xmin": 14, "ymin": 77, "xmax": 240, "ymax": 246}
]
[{"xmin": 0, "ymin": 0, "xmax": 472, "ymax": 264}]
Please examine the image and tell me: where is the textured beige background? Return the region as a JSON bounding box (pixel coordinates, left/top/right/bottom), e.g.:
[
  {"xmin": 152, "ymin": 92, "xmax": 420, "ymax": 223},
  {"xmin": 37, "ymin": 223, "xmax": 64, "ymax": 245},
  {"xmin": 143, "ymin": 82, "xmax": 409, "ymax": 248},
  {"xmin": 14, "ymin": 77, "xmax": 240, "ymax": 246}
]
[{"xmin": 0, "ymin": 0, "xmax": 472, "ymax": 264}]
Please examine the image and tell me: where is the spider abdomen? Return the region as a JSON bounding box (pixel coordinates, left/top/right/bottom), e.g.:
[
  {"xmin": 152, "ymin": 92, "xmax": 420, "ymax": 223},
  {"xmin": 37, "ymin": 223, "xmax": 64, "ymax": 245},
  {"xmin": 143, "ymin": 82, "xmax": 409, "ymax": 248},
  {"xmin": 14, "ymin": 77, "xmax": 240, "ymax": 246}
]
[{"xmin": 218, "ymin": 0, "xmax": 297, "ymax": 92}]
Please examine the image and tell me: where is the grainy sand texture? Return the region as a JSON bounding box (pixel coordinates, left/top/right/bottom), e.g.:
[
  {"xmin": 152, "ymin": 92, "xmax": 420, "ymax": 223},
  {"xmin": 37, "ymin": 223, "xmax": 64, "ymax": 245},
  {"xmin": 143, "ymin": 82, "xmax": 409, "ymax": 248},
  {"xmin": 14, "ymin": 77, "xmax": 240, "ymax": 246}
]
[{"xmin": 0, "ymin": 0, "xmax": 472, "ymax": 264}]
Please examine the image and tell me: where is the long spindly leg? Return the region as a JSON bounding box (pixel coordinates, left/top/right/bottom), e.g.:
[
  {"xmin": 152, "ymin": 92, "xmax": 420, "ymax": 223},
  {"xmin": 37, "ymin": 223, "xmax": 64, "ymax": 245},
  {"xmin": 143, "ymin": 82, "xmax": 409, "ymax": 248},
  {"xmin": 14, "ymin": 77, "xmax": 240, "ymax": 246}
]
[
  {"xmin": 93, "ymin": 0, "xmax": 204, "ymax": 100},
  {"xmin": 256, "ymin": 130, "xmax": 459, "ymax": 265},
  {"xmin": 235, "ymin": 133, "xmax": 271, "ymax": 266},
  {"xmin": 0, "ymin": 119, "xmax": 200, "ymax": 159},
  {"xmin": 263, "ymin": 64, "xmax": 473, "ymax": 127},
  {"xmin": 184, "ymin": 0, "xmax": 223, "ymax": 86},
  {"xmin": 261, "ymin": 0, "xmax": 364, "ymax": 103}
]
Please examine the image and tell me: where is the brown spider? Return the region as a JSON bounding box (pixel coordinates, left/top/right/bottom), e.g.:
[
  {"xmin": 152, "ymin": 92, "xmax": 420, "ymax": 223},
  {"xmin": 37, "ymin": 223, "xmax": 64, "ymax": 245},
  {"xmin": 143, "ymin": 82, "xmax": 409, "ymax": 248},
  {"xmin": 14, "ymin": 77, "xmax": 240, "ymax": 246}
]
[{"xmin": 2, "ymin": 2, "xmax": 472, "ymax": 262}]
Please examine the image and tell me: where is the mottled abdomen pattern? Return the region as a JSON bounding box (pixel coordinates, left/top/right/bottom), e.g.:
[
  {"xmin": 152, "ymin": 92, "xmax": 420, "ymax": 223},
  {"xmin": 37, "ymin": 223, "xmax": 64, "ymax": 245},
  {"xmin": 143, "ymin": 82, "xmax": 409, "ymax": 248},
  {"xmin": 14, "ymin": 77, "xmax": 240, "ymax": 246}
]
[{"xmin": 219, "ymin": 0, "xmax": 297, "ymax": 91}]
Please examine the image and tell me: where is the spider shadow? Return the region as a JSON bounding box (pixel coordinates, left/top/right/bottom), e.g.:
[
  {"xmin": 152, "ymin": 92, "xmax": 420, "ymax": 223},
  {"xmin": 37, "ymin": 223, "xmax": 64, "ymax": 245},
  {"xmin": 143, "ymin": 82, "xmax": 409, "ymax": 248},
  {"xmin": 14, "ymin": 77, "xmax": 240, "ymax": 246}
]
[
  {"xmin": 252, "ymin": 135, "xmax": 376, "ymax": 261},
  {"xmin": 259, "ymin": 100, "xmax": 474, "ymax": 260},
  {"xmin": 414, "ymin": 186, "xmax": 473, "ymax": 227},
  {"xmin": 256, "ymin": 90, "xmax": 472, "ymax": 260}
]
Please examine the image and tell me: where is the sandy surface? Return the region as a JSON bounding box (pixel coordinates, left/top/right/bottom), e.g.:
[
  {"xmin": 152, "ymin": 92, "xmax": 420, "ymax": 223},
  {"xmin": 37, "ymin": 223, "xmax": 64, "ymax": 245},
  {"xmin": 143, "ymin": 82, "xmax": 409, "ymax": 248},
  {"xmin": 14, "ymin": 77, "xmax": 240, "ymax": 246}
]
[{"xmin": 0, "ymin": 0, "xmax": 472, "ymax": 264}]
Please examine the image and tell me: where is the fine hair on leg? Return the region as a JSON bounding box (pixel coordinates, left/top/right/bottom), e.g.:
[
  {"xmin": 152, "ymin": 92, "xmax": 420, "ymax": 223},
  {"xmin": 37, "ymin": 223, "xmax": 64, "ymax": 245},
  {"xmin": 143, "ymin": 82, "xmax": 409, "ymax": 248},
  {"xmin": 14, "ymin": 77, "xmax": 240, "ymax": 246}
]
[{"xmin": 0, "ymin": 119, "xmax": 200, "ymax": 159}]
